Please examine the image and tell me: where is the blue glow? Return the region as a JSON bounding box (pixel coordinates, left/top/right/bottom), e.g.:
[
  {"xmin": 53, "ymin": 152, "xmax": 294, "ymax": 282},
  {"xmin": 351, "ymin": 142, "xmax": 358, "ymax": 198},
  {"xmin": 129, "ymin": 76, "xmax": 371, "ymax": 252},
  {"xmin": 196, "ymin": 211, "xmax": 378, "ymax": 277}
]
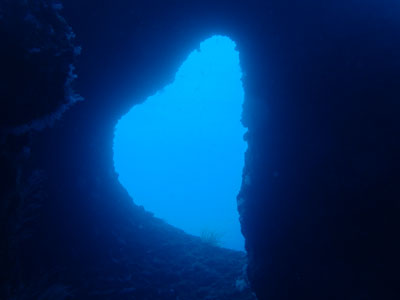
[{"xmin": 113, "ymin": 35, "xmax": 247, "ymax": 251}]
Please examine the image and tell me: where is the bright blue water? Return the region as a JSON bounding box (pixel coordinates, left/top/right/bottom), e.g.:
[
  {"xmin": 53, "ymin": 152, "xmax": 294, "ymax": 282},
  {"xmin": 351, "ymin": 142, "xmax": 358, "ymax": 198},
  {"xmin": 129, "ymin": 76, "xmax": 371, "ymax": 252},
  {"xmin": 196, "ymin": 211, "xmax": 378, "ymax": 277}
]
[{"xmin": 113, "ymin": 35, "xmax": 247, "ymax": 251}]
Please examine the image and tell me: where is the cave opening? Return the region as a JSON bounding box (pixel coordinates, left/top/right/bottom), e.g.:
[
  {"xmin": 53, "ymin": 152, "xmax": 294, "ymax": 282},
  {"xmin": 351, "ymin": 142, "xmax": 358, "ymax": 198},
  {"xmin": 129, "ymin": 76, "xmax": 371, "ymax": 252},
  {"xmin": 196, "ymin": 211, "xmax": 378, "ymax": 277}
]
[{"xmin": 113, "ymin": 35, "xmax": 247, "ymax": 251}]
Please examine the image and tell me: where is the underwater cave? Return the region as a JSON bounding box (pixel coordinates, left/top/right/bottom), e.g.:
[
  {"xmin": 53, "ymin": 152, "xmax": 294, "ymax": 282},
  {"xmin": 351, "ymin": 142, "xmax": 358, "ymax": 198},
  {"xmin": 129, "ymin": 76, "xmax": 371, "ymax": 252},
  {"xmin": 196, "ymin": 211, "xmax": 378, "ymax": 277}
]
[{"xmin": 1, "ymin": 1, "xmax": 400, "ymax": 299}]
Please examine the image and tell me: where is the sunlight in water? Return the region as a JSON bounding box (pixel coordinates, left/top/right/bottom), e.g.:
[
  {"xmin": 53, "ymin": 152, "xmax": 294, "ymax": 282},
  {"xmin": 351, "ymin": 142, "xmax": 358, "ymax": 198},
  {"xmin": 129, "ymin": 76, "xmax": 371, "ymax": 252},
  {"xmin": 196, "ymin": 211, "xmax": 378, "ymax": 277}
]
[{"xmin": 114, "ymin": 35, "xmax": 247, "ymax": 250}]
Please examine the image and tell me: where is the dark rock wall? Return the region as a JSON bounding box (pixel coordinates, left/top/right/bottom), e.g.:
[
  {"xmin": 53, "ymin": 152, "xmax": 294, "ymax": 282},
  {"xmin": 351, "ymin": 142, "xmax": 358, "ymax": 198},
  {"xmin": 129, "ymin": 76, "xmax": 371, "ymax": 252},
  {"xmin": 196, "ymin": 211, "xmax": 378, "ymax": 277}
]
[
  {"xmin": 0, "ymin": 0, "xmax": 81, "ymax": 296},
  {"xmin": 0, "ymin": 0, "xmax": 81, "ymax": 133},
  {"xmin": 237, "ymin": 4, "xmax": 400, "ymax": 299},
  {"xmin": 1, "ymin": 0, "xmax": 400, "ymax": 299}
]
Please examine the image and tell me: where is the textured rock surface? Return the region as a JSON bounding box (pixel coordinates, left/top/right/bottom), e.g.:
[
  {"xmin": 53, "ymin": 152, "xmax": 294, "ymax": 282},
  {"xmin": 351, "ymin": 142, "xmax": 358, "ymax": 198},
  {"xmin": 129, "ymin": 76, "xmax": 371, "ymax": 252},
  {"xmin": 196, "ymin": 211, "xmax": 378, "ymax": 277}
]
[
  {"xmin": 1, "ymin": 0, "xmax": 400, "ymax": 299},
  {"xmin": 0, "ymin": 0, "xmax": 81, "ymax": 133}
]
